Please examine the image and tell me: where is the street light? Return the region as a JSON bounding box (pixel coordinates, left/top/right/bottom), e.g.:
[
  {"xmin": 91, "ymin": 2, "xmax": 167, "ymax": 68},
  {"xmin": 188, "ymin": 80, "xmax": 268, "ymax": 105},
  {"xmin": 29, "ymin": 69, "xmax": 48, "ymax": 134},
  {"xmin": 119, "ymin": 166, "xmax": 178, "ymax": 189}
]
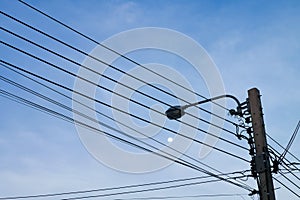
[{"xmin": 165, "ymin": 94, "xmax": 243, "ymax": 120}]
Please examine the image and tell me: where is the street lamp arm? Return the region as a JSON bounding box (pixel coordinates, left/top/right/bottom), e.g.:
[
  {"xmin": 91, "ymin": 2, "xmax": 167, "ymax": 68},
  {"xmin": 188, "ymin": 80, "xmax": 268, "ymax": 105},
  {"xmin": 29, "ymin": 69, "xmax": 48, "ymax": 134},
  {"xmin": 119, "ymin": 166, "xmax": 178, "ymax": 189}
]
[
  {"xmin": 166, "ymin": 94, "xmax": 242, "ymax": 120},
  {"xmin": 184, "ymin": 94, "xmax": 241, "ymax": 109}
]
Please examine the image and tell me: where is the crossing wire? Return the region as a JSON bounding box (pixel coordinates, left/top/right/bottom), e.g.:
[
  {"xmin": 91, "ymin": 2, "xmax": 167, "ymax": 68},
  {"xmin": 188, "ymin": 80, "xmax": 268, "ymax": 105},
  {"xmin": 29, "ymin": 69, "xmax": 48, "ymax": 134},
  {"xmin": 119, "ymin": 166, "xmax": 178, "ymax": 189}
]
[
  {"xmin": 60, "ymin": 178, "xmax": 242, "ymax": 200},
  {"xmin": 112, "ymin": 193, "xmax": 249, "ymax": 200},
  {"xmin": 0, "ymin": 42, "xmax": 249, "ymax": 163},
  {"xmin": 1, "ymin": 61, "xmax": 252, "ymax": 186},
  {"xmin": 0, "ymin": 2, "xmax": 255, "ymax": 195},
  {"xmin": 273, "ymin": 176, "xmax": 300, "ymax": 198},
  {"xmin": 268, "ymin": 145, "xmax": 300, "ymax": 198},
  {"xmin": 17, "ymin": 0, "xmax": 230, "ymax": 111},
  {"xmin": 0, "ymin": 88, "xmax": 253, "ymax": 193},
  {"xmin": 268, "ymin": 145, "xmax": 300, "ymax": 182},
  {"xmin": 0, "ymin": 172, "xmax": 250, "ymax": 199},
  {"xmin": 0, "ymin": 65, "xmax": 249, "ymax": 181},
  {"xmin": 0, "ymin": 9, "xmax": 244, "ymax": 130},
  {"xmin": 267, "ymin": 133, "xmax": 300, "ymax": 164},
  {"xmin": 0, "ymin": 78, "xmax": 222, "ymax": 174},
  {"xmin": 268, "ymin": 145, "xmax": 300, "ymax": 174},
  {"xmin": 0, "ymin": 60, "xmax": 254, "ymax": 194},
  {"xmin": 278, "ymin": 171, "xmax": 300, "ymax": 191},
  {"xmin": 0, "ymin": 11, "xmax": 242, "ymax": 132},
  {"xmin": 278, "ymin": 120, "xmax": 300, "ymax": 163},
  {"xmin": 0, "ymin": 26, "xmax": 248, "ymax": 151}
]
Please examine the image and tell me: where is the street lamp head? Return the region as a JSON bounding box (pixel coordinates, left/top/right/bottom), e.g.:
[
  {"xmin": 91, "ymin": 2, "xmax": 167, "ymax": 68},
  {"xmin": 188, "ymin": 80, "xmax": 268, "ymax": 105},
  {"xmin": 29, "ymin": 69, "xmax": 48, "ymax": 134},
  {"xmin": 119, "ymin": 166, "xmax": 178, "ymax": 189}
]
[{"xmin": 165, "ymin": 106, "xmax": 185, "ymax": 120}]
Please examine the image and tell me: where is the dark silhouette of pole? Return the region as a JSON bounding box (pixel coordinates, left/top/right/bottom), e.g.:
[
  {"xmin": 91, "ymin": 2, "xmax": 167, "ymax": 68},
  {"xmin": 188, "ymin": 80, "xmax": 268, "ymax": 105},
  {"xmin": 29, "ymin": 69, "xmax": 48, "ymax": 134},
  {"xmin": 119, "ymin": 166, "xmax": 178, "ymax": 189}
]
[{"xmin": 248, "ymin": 88, "xmax": 275, "ymax": 200}]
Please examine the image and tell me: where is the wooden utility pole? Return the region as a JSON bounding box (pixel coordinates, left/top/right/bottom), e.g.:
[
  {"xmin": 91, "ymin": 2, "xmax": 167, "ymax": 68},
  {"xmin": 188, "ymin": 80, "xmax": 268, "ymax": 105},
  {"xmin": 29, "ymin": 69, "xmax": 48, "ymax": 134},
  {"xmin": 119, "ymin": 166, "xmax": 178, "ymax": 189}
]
[{"xmin": 248, "ymin": 88, "xmax": 276, "ymax": 200}]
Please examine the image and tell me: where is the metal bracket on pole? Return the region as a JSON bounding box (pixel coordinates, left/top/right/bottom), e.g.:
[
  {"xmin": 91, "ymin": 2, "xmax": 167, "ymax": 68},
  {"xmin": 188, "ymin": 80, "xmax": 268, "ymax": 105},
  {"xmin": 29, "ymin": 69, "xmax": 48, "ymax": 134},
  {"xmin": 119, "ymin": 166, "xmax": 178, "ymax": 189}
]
[{"xmin": 255, "ymin": 153, "xmax": 266, "ymax": 173}]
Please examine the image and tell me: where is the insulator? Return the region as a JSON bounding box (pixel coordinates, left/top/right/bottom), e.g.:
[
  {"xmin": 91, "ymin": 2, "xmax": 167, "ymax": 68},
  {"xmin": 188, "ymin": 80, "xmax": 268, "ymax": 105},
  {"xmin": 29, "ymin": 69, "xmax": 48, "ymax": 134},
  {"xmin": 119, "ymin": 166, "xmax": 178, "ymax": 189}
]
[
  {"xmin": 247, "ymin": 127, "xmax": 252, "ymax": 134},
  {"xmin": 245, "ymin": 117, "xmax": 251, "ymax": 124},
  {"xmin": 247, "ymin": 137, "xmax": 254, "ymax": 145},
  {"xmin": 250, "ymin": 157, "xmax": 258, "ymax": 178},
  {"xmin": 249, "ymin": 148, "xmax": 255, "ymax": 156},
  {"xmin": 272, "ymin": 159, "xmax": 279, "ymax": 174}
]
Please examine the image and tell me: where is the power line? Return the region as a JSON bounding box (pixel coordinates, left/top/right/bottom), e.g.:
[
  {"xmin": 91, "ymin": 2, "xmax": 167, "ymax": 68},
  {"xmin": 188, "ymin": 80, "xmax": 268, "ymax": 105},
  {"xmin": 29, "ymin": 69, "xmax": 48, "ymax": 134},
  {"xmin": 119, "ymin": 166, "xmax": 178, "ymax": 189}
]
[
  {"xmin": 60, "ymin": 178, "xmax": 243, "ymax": 200},
  {"xmin": 0, "ymin": 60, "xmax": 253, "ymax": 191},
  {"xmin": 0, "ymin": 62, "xmax": 212, "ymax": 170},
  {"xmin": 0, "ymin": 3, "xmax": 255, "ymax": 195},
  {"xmin": 0, "ymin": 85, "xmax": 212, "ymax": 176},
  {"xmin": 17, "ymin": 0, "xmax": 231, "ymax": 113},
  {"xmin": 278, "ymin": 171, "xmax": 300, "ymax": 191},
  {"xmin": 267, "ymin": 133, "xmax": 300, "ymax": 164},
  {"xmin": 0, "ymin": 10, "xmax": 243, "ymax": 133},
  {"xmin": 0, "ymin": 171, "xmax": 249, "ymax": 200},
  {"xmin": 273, "ymin": 176, "xmax": 300, "ymax": 198},
  {"xmin": 0, "ymin": 60, "xmax": 254, "ymax": 193},
  {"xmin": 0, "ymin": 85, "xmax": 253, "ymax": 193},
  {"xmin": 279, "ymin": 120, "xmax": 300, "ymax": 163},
  {"xmin": 0, "ymin": 62, "xmax": 251, "ymax": 191},
  {"xmin": 0, "ymin": 88, "xmax": 218, "ymax": 176},
  {"xmin": 2, "ymin": 1, "xmax": 296, "ymax": 198},
  {"xmin": 269, "ymin": 147, "xmax": 300, "ymax": 182},
  {"xmin": 112, "ymin": 193, "xmax": 249, "ymax": 200},
  {"xmin": 268, "ymin": 145, "xmax": 300, "ymax": 174},
  {"xmin": 0, "ymin": 66, "xmax": 254, "ymax": 194},
  {"xmin": 0, "ymin": 26, "xmax": 247, "ymax": 151},
  {"xmin": 0, "ymin": 9, "xmax": 243, "ymax": 130},
  {"xmin": 267, "ymin": 145, "xmax": 300, "ymax": 197},
  {"xmin": 280, "ymin": 161, "xmax": 300, "ymax": 182},
  {"xmin": 0, "ymin": 42, "xmax": 249, "ymax": 163}
]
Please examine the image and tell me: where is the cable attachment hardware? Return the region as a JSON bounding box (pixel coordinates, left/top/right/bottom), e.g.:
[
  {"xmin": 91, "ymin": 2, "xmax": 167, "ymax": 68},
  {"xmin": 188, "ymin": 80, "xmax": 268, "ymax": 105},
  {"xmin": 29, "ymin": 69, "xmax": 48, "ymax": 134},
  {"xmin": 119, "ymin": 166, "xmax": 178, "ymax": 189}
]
[
  {"xmin": 272, "ymin": 159, "xmax": 279, "ymax": 174},
  {"xmin": 250, "ymin": 157, "xmax": 258, "ymax": 178},
  {"xmin": 249, "ymin": 189, "xmax": 259, "ymax": 196}
]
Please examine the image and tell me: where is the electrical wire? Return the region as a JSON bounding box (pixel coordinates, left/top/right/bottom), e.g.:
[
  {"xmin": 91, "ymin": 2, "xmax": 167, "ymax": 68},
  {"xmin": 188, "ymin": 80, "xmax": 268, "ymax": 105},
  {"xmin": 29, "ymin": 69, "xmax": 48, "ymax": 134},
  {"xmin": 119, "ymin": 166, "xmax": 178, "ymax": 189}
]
[
  {"xmin": 270, "ymin": 148, "xmax": 300, "ymax": 182},
  {"xmin": 273, "ymin": 176, "xmax": 300, "ymax": 198},
  {"xmin": 0, "ymin": 62, "xmax": 212, "ymax": 170},
  {"xmin": 0, "ymin": 26, "xmax": 248, "ymax": 151},
  {"xmin": 17, "ymin": 0, "xmax": 231, "ymax": 113},
  {"xmin": 1, "ymin": 18, "xmax": 252, "ymax": 188},
  {"xmin": 280, "ymin": 162, "xmax": 300, "ymax": 182},
  {"xmin": 0, "ymin": 3, "xmax": 255, "ymax": 195},
  {"xmin": 0, "ymin": 9, "xmax": 244, "ymax": 130},
  {"xmin": 60, "ymin": 178, "xmax": 243, "ymax": 200},
  {"xmin": 269, "ymin": 145, "xmax": 300, "ymax": 174},
  {"xmin": 112, "ymin": 193, "xmax": 249, "ymax": 200},
  {"xmin": 0, "ymin": 60, "xmax": 254, "ymax": 193},
  {"xmin": 0, "ymin": 63, "xmax": 250, "ymax": 187},
  {"xmin": 277, "ymin": 171, "xmax": 300, "ymax": 190},
  {"xmin": 0, "ymin": 67, "xmax": 253, "ymax": 194},
  {"xmin": 0, "ymin": 42, "xmax": 249, "ymax": 163},
  {"xmin": 0, "ymin": 78, "xmax": 253, "ymax": 192},
  {"xmin": 0, "ymin": 11, "xmax": 244, "ymax": 135},
  {"xmin": 267, "ymin": 133, "xmax": 300, "ymax": 164},
  {"xmin": 1, "ymin": 60, "xmax": 253, "ymax": 189},
  {"xmin": 0, "ymin": 172, "xmax": 249, "ymax": 200},
  {"xmin": 268, "ymin": 147, "xmax": 300, "ymax": 195},
  {"xmin": 3, "ymin": 0, "xmax": 296, "ymax": 198},
  {"xmin": 279, "ymin": 120, "xmax": 300, "ymax": 163},
  {"xmin": 0, "ymin": 85, "xmax": 216, "ymax": 177},
  {"xmin": 0, "ymin": 88, "xmax": 236, "ymax": 180},
  {"xmin": 268, "ymin": 145, "xmax": 300, "ymax": 197}
]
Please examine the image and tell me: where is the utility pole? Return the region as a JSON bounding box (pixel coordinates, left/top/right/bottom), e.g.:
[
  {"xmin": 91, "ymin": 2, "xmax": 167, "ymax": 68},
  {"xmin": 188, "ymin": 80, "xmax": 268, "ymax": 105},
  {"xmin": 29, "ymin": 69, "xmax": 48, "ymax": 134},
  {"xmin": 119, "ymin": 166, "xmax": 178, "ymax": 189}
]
[{"xmin": 248, "ymin": 88, "xmax": 276, "ymax": 200}]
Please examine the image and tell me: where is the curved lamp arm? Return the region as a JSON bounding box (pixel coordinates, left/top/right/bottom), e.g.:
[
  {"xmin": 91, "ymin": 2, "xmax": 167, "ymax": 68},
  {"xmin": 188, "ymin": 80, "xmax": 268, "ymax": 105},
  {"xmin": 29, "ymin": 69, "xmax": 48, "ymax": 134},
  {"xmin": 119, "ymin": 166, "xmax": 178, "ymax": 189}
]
[{"xmin": 165, "ymin": 94, "xmax": 242, "ymax": 120}]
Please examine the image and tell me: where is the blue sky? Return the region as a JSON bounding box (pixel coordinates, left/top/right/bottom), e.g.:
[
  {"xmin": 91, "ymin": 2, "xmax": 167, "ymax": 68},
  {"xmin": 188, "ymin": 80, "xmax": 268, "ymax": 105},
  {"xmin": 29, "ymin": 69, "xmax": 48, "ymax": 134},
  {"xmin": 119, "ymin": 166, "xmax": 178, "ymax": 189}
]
[{"xmin": 1, "ymin": 0, "xmax": 299, "ymax": 199}]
